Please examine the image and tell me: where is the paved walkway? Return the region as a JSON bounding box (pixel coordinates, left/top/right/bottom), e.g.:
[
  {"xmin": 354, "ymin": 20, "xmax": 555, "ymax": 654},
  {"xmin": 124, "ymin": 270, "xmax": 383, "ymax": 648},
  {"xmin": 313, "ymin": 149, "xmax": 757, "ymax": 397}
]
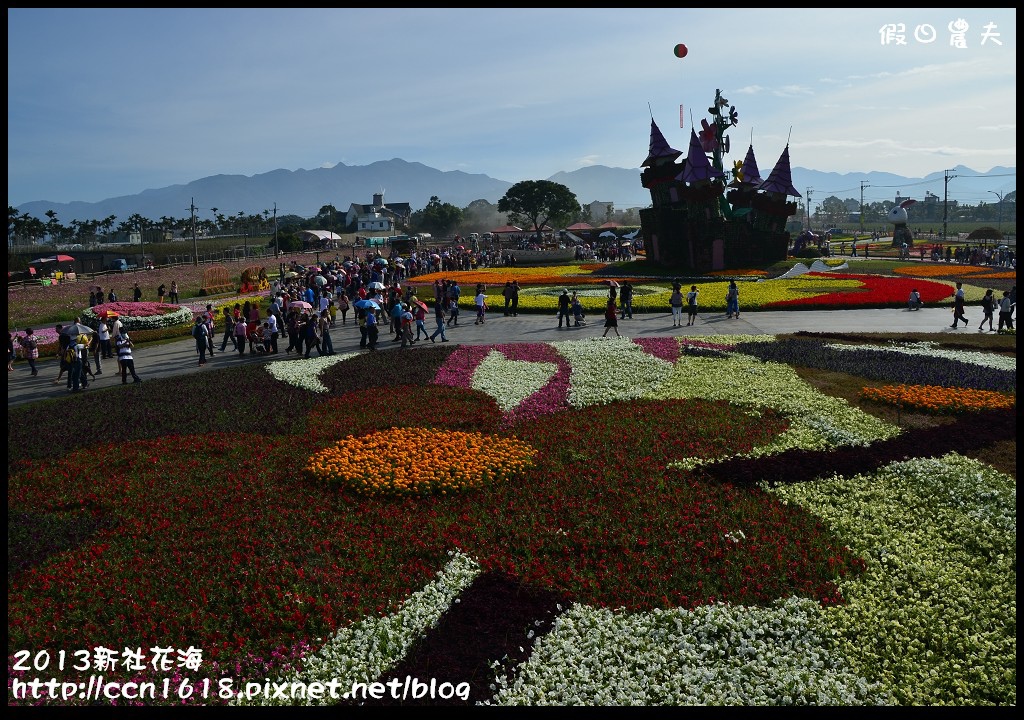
[{"xmin": 6, "ymin": 307, "xmax": 991, "ymax": 408}]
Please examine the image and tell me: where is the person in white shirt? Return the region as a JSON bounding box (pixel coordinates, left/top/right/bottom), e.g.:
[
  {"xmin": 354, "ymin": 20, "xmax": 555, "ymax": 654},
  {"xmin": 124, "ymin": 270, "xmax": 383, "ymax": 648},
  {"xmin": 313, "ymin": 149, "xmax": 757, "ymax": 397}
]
[{"xmin": 474, "ymin": 285, "xmax": 488, "ymax": 325}]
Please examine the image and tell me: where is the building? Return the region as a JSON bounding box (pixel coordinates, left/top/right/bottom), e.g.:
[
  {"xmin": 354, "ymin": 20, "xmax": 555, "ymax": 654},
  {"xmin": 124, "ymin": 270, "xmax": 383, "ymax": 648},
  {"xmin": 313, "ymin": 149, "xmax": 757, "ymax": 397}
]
[{"xmin": 345, "ymin": 192, "xmax": 412, "ymax": 234}]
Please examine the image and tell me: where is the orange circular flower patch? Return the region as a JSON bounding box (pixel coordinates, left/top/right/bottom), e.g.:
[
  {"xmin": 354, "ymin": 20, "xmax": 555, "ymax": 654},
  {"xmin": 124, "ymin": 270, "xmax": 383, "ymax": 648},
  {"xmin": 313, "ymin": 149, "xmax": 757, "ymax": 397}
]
[{"xmin": 305, "ymin": 427, "xmax": 536, "ymax": 496}]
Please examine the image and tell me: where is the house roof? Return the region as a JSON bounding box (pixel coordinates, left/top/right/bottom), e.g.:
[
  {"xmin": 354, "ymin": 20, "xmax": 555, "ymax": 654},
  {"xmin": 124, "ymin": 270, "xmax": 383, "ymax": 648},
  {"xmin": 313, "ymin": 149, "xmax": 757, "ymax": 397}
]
[
  {"xmin": 566, "ymin": 222, "xmax": 594, "ymax": 230},
  {"xmin": 490, "ymin": 225, "xmax": 524, "ymax": 234},
  {"xmin": 597, "ymin": 221, "xmax": 620, "ymax": 228}
]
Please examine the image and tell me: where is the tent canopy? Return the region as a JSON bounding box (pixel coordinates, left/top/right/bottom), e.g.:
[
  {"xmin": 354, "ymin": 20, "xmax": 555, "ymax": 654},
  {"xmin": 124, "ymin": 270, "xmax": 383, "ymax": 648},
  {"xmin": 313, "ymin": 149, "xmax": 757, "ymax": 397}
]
[{"xmin": 490, "ymin": 225, "xmax": 524, "ymax": 234}]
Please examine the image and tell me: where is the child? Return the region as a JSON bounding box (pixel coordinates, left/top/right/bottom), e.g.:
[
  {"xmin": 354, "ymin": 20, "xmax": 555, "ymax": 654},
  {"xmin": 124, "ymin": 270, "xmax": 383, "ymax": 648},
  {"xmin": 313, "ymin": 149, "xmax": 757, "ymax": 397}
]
[
  {"xmin": 686, "ymin": 285, "xmax": 699, "ymax": 327},
  {"xmin": 446, "ymin": 296, "xmax": 460, "ymax": 327}
]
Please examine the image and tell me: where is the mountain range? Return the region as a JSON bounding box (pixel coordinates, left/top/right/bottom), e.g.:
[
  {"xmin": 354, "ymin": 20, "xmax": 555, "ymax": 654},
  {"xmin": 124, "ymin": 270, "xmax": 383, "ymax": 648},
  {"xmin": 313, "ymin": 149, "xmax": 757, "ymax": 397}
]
[{"xmin": 13, "ymin": 158, "xmax": 1015, "ymax": 224}]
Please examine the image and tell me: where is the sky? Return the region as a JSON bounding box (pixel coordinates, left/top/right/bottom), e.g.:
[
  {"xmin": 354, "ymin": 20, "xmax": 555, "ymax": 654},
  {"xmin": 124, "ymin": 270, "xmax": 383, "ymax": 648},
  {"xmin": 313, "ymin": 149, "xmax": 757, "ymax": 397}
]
[{"xmin": 7, "ymin": 8, "xmax": 1017, "ymax": 208}]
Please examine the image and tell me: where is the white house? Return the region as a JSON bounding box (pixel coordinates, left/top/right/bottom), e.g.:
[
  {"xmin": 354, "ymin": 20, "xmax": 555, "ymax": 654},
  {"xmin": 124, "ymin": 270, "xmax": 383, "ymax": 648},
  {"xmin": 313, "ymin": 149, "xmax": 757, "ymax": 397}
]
[{"xmin": 346, "ymin": 192, "xmax": 412, "ymax": 233}]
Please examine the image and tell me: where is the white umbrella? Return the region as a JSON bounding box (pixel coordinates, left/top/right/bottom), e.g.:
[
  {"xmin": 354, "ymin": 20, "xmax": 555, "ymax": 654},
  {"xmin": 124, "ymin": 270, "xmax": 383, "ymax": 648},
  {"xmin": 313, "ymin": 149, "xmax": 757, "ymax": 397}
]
[{"xmin": 367, "ymin": 281, "xmax": 385, "ymax": 290}]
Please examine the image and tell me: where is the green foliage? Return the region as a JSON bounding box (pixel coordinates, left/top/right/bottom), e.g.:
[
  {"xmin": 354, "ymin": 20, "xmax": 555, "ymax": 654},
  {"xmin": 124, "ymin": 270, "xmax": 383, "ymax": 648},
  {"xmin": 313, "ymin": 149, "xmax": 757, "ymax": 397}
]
[
  {"xmin": 411, "ymin": 196, "xmax": 464, "ymax": 237},
  {"xmin": 795, "ymin": 247, "xmax": 823, "ymax": 259},
  {"xmin": 497, "ymin": 181, "xmax": 580, "ymax": 238},
  {"xmin": 274, "ymin": 231, "xmax": 303, "ymax": 253}
]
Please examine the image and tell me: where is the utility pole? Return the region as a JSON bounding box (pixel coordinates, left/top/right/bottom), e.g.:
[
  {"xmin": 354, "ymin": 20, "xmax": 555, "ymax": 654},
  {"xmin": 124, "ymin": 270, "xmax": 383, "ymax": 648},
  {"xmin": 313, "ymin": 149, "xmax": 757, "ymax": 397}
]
[
  {"xmin": 987, "ymin": 190, "xmax": 1004, "ymax": 234},
  {"xmin": 190, "ymin": 198, "xmax": 198, "ymax": 266},
  {"xmin": 273, "ymin": 203, "xmax": 279, "ymax": 258},
  {"xmin": 860, "ymin": 181, "xmax": 870, "ymax": 234},
  {"xmin": 942, "ymin": 169, "xmax": 956, "ymax": 244},
  {"xmin": 806, "ymin": 188, "xmax": 813, "ymax": 230},
  {"xmin": 138, "ymin": 218, "xmax": 146, "ymax": 268}
]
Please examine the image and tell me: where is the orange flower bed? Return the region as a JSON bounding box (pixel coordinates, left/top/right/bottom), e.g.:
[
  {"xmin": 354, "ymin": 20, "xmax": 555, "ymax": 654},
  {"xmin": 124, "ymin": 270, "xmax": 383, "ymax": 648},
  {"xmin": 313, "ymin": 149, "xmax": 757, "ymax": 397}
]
[
  {"xmin": 860, "ymin": 384, "xmax": 1016, "ymax": 414},
  {"xmin": 891, "ymin": 265, "xmax": 988, "ymax": 277},
  {"xmin": 970, "ymin": 271, "xmax": 1017, "ymax": 280},
  {"xmin": 305, "ymin": 427, "xmax": 536, "ymax": 496}
]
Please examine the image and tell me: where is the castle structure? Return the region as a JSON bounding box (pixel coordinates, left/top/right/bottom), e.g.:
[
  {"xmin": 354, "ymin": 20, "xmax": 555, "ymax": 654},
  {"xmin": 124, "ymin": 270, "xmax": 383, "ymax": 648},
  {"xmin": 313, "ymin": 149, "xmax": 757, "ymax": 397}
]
[{"xmin": 639, "ymin": 89, "xmax": 799, "ymax": 271}]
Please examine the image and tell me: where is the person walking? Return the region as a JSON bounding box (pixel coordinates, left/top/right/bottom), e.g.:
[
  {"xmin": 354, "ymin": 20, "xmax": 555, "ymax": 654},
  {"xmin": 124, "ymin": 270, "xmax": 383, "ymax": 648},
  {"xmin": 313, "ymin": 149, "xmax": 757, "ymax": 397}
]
[
  {"xmin": 414, "ymin": 302, "xmax": 430, "ymax": 340},
  {"xmin": 429, "ymin": 302, "xmax": 449, "ymax": 343},
  {"xmin": 365, "ymin": 305, "xmax": 379, "ymax": 352},
  {"xmin": 502, "ymin": 281, "xmax": 513, "ymax": 316},
  {"xmin": 79, "ymin": 336, "xmax": 98, "ymax": 385},
  {"xmin": 66, "ymin": 333, "xmax": 87, "ymax": 392},
  {"xmin": 116, "ymin": 333, "xmax": 142, "ymax": 383},
  {"xmin": 557, "ymin": 289, "xmax": 572, "ymax": 328},
  {"xmin": 319, "ymin": 309, "xmax": 334, "ymax": 355},
  {"xmin": 89, "ymin": 332, "xmax": 103, "ymax": 375},
  {"xmin": 193, "ymin": 316, "xmax": 210, "ymax": 366},
  {"xmin": 157, "ymin": 283, "xmax": 166, "ymax": 303},
  {"xmin": 950, "ymin": 282, "xmax": 969, "ymax": 328},
  {"xmin": 219, "ymin": 307, "xmax": 236, "ymax": 352},
  {"xmin": 686, "ymin": 285, "xmax": 699, "ymax": 326},
  {"xmin": 169, "ymin": 280, "xmax": 179, "ymax": 304},
  {"xmin": 7, "ymin": 331, "xmax": 15, "ymax": 373},
  {"xmin": 997, "ymin": 290, "xmax": 1014, "ymax": 332},
  {"xmin": 97, "ymin": 317, "xmax": 113, "ymax": 360},
  {"xmin": 725, "ymin": 280, "xmax": 740, "ymax": 319},
  {"xmin": 619, "ymin": 281, "xmax": 634, "ymax": 319},
  {"xmin": 400, "ymin": 304, "xmax": 416, "ymax": 347},
  {"xmin": 978, "ymin": 289, "xmax": 996, "ymax": 331},
  {"xmin": 510, "ymin": 280, "xmax": 520, "ymax": 317},
  {"xmin": 602, "ymin": 290, "xmax": 621, "ymax": 338},
  {"xmin": 669, "ymin": 285, "xmax": 684, "ymax": 327},
  {"xmin": 234, "ymin": 315, "xmax": 249, "ymax": 355},
  {"xmin": 16, "ymin": 328, "xmax": 40, "ymax": 376},
  {"xmin": 446, "ymin": 294, "xmax": 460, "ymax": 327},
  {"xmin": 53, "ymin": 324, "xmax": 71, "ymax": 386},
  {"xmin": 337, "ymin": 291, "xmax": 350, "ymax": 325},
  {"xmin": 474, "ymin": 285, "xmax": 487, "ymax": 324},
  {"xmin": 303, "ymin": 311, "xmax": 322, "ymax": 358},
  {"xmin": 133, "ymin": 282, "xmax": 142, "ymax": 303}
]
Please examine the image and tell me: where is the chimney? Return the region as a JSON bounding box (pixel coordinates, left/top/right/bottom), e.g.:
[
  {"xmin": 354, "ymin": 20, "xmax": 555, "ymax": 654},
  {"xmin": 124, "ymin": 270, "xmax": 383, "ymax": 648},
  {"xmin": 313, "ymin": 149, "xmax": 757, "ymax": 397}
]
[{"xmin": 373, "ymin": 192, "xmax": 384, "ymax": 208}]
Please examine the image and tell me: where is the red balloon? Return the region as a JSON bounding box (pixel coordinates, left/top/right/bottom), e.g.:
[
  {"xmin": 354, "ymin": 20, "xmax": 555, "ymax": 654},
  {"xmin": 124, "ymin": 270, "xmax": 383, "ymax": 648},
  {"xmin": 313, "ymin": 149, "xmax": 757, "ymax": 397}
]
[{"xmin": 674, "ymin": 43, "xmax": 688, "ymax": 58}]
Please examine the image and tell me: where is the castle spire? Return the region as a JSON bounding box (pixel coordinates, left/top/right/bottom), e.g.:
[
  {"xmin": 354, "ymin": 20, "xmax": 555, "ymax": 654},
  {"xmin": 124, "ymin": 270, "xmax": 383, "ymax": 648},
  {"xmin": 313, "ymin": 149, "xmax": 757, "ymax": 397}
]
[{"xmin": 642, "ymin": 118, "xmax": 682, "ymax": 167}]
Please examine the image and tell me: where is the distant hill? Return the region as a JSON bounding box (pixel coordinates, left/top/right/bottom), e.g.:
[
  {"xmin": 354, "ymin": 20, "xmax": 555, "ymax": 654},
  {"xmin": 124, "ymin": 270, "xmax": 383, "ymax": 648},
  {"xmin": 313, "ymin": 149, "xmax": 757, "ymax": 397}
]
[{"xmin": 13, "ymin": 159, "xmax": 1015, "ymax": 224}]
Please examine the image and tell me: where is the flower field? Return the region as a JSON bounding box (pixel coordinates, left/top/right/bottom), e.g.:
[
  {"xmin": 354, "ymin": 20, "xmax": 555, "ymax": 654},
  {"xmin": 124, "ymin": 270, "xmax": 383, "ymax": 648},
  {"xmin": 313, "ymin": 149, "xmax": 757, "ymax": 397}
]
[{"xmin": 6, "ymin": 331, "xmax": 1016, "ymax": 706}]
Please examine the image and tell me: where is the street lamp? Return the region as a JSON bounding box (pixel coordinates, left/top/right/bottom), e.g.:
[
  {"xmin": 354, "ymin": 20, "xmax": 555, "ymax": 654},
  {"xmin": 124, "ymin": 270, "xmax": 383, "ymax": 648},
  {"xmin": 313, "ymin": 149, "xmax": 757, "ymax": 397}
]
[{"xmin": 987, "ymin": 190, "xmax": 1004, "ymax": 233}]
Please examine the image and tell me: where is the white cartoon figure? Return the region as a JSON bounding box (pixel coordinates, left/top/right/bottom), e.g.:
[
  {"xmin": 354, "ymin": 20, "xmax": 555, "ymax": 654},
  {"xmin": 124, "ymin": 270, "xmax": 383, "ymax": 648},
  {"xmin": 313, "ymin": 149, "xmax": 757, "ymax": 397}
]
[{"xmin": 888, "ymin": 198, "xmax": 917, "ymax": 254}]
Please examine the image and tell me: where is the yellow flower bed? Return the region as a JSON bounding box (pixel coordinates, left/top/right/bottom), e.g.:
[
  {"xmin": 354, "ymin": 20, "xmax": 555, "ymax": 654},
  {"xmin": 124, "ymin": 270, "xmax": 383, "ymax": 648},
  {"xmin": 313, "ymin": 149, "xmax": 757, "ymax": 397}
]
[
  {"xmin": 860, "ymin": 384, "xmax": 1016, "ymax": 414},
  {"xmin": 305, "ymin": 427, "xmax": 536, "ymax": 496}
]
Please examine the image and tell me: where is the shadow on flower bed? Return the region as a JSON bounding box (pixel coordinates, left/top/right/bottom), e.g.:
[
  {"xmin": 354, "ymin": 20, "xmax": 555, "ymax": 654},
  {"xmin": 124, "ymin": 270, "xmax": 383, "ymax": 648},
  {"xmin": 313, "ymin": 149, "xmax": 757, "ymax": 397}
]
[{"xmin": 696, "ymin": 409, "xmax": 1016, "ymax": 487}]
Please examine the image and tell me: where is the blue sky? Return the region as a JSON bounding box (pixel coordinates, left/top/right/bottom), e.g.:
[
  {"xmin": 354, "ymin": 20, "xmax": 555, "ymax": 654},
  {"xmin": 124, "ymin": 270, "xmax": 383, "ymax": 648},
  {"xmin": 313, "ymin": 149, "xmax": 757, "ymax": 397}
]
[{"xmin": 8, "ymin": 8, "xmax": 1016, "ymax": 207}]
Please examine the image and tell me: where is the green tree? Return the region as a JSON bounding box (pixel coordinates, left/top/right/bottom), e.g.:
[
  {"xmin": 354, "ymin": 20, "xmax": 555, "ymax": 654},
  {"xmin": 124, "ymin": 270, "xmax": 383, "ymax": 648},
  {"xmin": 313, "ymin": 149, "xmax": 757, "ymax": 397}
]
[
  {"xmin": 497, "ymin": 180, "xmax": 580, "ymax": 240},
  {"xmin": 411, "ymin": 196, "xmax": 464, "ymax": 237}
]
